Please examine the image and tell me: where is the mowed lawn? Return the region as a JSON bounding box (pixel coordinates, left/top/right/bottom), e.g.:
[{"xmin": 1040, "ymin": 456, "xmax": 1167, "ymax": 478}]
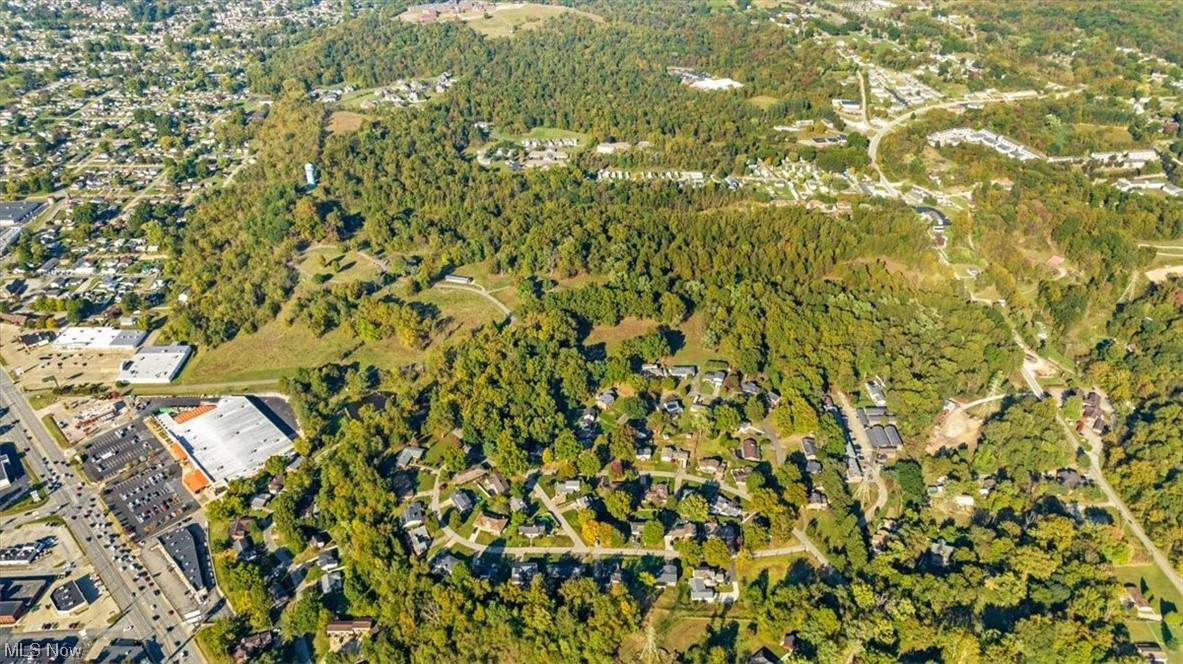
[{"xmin": 1113, "ymin": 563, "xmax": 1182, "ymax": 658}]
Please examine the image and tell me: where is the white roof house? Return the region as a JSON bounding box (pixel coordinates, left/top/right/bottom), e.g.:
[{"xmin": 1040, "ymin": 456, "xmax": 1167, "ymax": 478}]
[
  {"xmin": 53, "ymin": 326, "xmax": 146, "ymax": 350},
  {"xmin": 117, "ymin": 343, "xmax": 193, "ymax": 384},
  {"xmin": 159, "ymin": 396, "xmax": 293, "ymax": 485}
]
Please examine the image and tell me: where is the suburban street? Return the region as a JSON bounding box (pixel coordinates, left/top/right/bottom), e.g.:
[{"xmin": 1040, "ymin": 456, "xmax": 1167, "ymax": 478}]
[{"xmin": 0, "ymin": 367, "xmax": 200, "ymax": 662}]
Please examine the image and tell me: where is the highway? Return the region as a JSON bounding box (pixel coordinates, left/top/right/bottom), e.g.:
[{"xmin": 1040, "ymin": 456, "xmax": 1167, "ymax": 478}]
[{"xmin": 0, "ymin": 367, "xmax": 202, "ymax": 662}]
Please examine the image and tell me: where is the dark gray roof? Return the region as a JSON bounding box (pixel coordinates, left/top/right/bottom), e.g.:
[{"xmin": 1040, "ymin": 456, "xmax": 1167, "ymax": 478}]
[
  {"xmin": 0, "ymin": 201, "xmax": 43, "ymax": 224},
  {"xmin": 159, "ymin": 524, "xmax": 213, "ymax": 592}
]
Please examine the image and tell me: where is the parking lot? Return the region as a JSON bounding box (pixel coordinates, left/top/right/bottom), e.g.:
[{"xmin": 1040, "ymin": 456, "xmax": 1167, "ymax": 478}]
[
  {"xmin": 80, "ymin": 418, "xmax": 166, "ymax": 483},
  {"xmin": 102, "ymin": 463, "xmax": 194, "ymax": 541}
]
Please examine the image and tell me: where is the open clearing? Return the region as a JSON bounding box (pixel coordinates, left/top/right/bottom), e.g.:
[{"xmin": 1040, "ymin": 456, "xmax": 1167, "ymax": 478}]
[
  {"xmin": 295, "ymin": 246, "xmax": 382, "ymax": 284},
  {"xmin": 747, "ymin": 95, "xmax": 779, "ymax": 110},
  {"xmin": 1145, "ymin": 264, "xmax": 1183, "ymax": 283},
  {"xmin": 175, "ymin": 271, "xmax": 504, "ymax": 385},
  {"xmin": 1113, "ymin": 563, "xmax": 1182, "ymax": 659},
  {"xmin": 402, "ymin": 3, "xmax": 602, "ymax": 38},
  {"xmin": 326, "ymin": 110, "xmax": 369, "ymax": 134}
]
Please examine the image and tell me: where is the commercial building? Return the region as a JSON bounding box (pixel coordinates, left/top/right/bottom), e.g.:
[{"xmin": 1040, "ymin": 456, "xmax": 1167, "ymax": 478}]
[
  {"xmin": 157, "ymin": 396, "xmax": 294, "ymax": 486},
  {"xmin": 0, "ymin": 200, "xmax": 44, "ymax": 226},
  {"xmin": 159, "ymin": 524, "xmax": 214, "ymax": 594},
  {"xmin": 53, "ymin": 326, "xmax": 146, "ymax": 350},
  {"xmin": 117, "ymin": 343, "xmax": 193, "ymax": 384},
  {"xmin": 50, "ymin": 577, "xmax": 95, "ymax": 614}
]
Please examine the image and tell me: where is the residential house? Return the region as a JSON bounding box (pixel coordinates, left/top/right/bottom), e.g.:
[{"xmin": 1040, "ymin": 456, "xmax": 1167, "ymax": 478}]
[
  {"xmin": 667, "ymin": 365, "xmax": 697, "ymax": 379},
  {"xmin": 710, "ymin": 495, "xmax": 743, "ymax": 518},
  {"xmin": 665, "ymin": 520, "xmax": 697, "ymax": 546},
  {"xmin": 806, "ymin": 460, "xmax": 822, "ymax": 475},
  {"xmin": 232, "ymin": 631, "xmax": 275, "ymax": 663},
  {"xmin": 660, "ymin": 447, "xmax": 690, "ymax": 468},
  {"xmin": 731, "ymin": 466, "xmax": 753, "ymax": 485},
  {"xmin": 1124, "ymin": 585, "xmax": 1163, "ymax": 621},
  {"xmin": 228, "ymin": 518, "xmax": 249, "ymax": 541},
  {"xmin": 318, "ymin": 549, "xmax": 341, "ymax": 572},
  {"xmin": 659, "ymin": 399, "xmax": 684, "ymax": 415},
  {"xmin": 482, "ymin": 472, "xmax": 510, "ymax": 497},
  {"xmin": 801, "ymin": 437, "xmax": 817, "ymax": 460},
  {"xmin": 807, "ymin": 491, "xmax": 829, "ymax": 510},
  {"xmin": 748, "ymin": 648, "xmax": 779, "ymax": 664},
  {"xmin": 740, "ymin": 381, "xmax": 762, "ymax": 396},
  {"xmin": 451, "ymin": 490, "xmax": 475, "ymax": 514},
  {"xmin": 636, "ymin": 446, "xmax": 653, "ymax": 461},
  {"xmin": 738, "ymin": 438, "xmax": 760, "ymax": 461},
  {"xmin": 249, "ymin": 494, "xmax": 271, "ymax": 510},
  {"xmin": 547, "ymin": 562, "xmax": 586, "ymax": 581},
  {"xmin": 864, "ymin": 379, "xmax": 888, "ymax": 407},
  {"xmin": 557, "ymin": 479, "xmax": 583, "ymax": 497},
  {"xmin": 629, "ymin": 521, "xmax": 646, "ymax": 540},
  {"xmin": 1056, "ymin": 469, "xmax": 1085, "ymax": 490},
  {"xmin": 644, "ymin": 483, "xmax": 670, "ymax": 506},
  {"xmin": 325, "ymin": 619, "xmax": 377, "ymax": 654},
  {"xmin": 395, "ymin": 446, "xmax": 425, "ymax": 469},
  {"xmin": 511, "ymin": 561, "xmax": 539, "ymax": 586},
  {"xmin": 641, "ymin": 363, "xmax": 665, "ymax": 378},
  {"xmin": 1134, "ymin": 642, "xmax": 1167, "ymax": 664},
  {"xmin": 406, "ymin": 526, "xmax": 432, "ymax": 557},
  {"xmin": 431, "ymin": 552, "xmax": 461, "ymax": 576},
  {"xmin": 697, "ymin": 458, "xmax": 724, "ymax": 475},
  {"xmin": 595, "ymin": 389, "xmax": 617, "ymax": 410},
  {"xmin": 689, "ymin": 578, "xmax": 717, "ymax": 602},
  {"xmin": 857, "ymin": 406, "xmax": 894, "ymax": 428},
  {"xmin": 703, "ymin": 370, "xmax": 727, "ymax": 387},
  {"xmin": 519, "ymin": 523, "xmax": 549, "ymax": 539},
  {"xmin": 233, "ymin": 536, "xmax": 257, "ymax": 562},
  {"xmin": 401, "ymin": 502, "xmax": 425, "ymax": 528},
  {"xmin": 509, "ymin": 496, "xmax": 528, "ymax": 513},
  {"xmin": 267, "ymin": 474, "xmax": 284, "ymax": 495},
  {"xmin": 929, "ymin": 539, "xmax": 955, "ymax": 568},
  {"xmin": 655, "ymin": 563, "xmax": 679, "ymax": 588},
  {"xmin": 474, "ymin": 512, "xmax": 508, "ymax": 536},
  {"xmin": 320, "ymin": 570, "xmax": 343, "ymax": 594}
]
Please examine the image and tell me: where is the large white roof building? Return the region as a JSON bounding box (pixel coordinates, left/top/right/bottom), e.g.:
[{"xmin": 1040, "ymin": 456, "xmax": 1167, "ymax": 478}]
[
  {"xmin": 53, "ymin": 326, "xmax": 146, "ymax": 350},
  {"xmin": 158, "ymin": 397, "xmax": 293, "ymax": 485},
  {"xmin": 117, "ymin": 344, "xmax": 193, "ymax": 384}
]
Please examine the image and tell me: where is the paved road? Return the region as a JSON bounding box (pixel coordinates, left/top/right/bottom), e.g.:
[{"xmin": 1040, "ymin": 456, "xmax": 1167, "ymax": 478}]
[
  {"xmin": 531, "ymin": 483, "xmax": 587, "ymax": 551},
  {"xmin": 428, "ymin": 467, "xmax": 834, "ymax": 568},
  {"xmin": 832, "ymin": 392, "xmax": 887, "ymax": 521},
  {"xmin": 0, "ymin": 369, "xmax": 198, "ymax": 662},
  {"xmin": 1008, "ymin": 337, "xmax": 1183, "ymax": 599},
  {"xmin": 866, "ymin": 92, "xmax": 1045, "ymax": 191},
  {"xmin": 642, "ymin": 469, "xmax": 749, "ymax": 501},
  {"xmin": 757, "ymin": 420, "xmax": 785, "ymax": 466},
  {"xmin": 1066, "ymin": 417, "xmax": 1183, "ymax": 598}
]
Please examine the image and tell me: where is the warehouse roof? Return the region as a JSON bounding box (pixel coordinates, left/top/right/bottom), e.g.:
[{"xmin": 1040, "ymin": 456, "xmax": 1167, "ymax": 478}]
[
  {"xmin": 159, "ymin": 396, "xmax": 293, "ymax": 484},
  {"xmin": 117, "ymin": 344, "xmax": 192, "ymax": 384}
]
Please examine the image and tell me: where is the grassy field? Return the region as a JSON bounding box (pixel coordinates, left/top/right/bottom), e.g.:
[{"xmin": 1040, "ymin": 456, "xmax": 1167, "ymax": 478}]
[
  {"xmin": 1113, "ymin": 563, "xmax": 1182, "ymax": 658},
  {"xmin": 747, "ymin": 95, "xmax": 779, "ymax": 110},
  {"xmin": 40, "ymin": 414, "xmax": 70, "ymax": 448},
  {"xmin": 175, "ymin": 256, "xmax": 505, "ymax": 386},
  {"xmin": 326, "ymin": 110, "xmax": 369, "ymax": 134},
  {"xmin": 465, "ymin": 4, "xmax": 603, "ymax": 39},
  {"xmin": 584, "ymin": 317, "xmax": 661, "ymax": 351}
]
